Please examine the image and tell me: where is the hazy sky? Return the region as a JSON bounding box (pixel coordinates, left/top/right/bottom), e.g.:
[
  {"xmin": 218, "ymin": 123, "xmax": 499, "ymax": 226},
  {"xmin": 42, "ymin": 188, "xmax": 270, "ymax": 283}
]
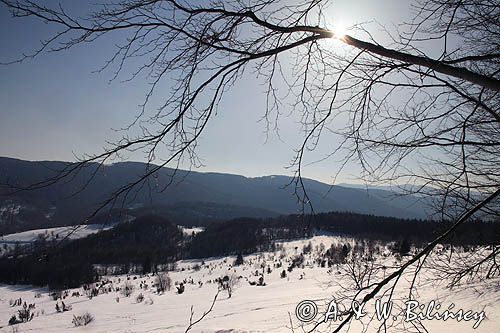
[{"xmin": 0, "ymin": 0, "xmax": 413, "ymax": 183}]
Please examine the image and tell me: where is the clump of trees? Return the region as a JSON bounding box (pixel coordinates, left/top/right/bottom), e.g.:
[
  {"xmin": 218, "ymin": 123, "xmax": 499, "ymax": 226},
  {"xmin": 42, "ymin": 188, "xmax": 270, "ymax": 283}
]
[
  {"xmin": 234, "ymin": 254, "xmax": 244, "ymax": 266},
  {"xmin": 0, "ymin": 215, "xmax": 183, "ymax": 289},
  {"xmin": 393, "ymin": 239, "xmax": 411, "ymax": 256},
  {"xmin": 1, "ymin": 210, "xmax": 496, "ymax": 290},
  {"xmin": 325, "ymin": 243, "xmax": 351, "ymax": 265},
  {"xmin": 0, "ymin": 255, "xmax": 97, "ymax": 290},
  {"xmin": 155, "ymin": 272, "xmax": 172, "ymax": 293},
  {"xmin": 188, "ymin": 212, "xmax": 499, "ymax": 260}
]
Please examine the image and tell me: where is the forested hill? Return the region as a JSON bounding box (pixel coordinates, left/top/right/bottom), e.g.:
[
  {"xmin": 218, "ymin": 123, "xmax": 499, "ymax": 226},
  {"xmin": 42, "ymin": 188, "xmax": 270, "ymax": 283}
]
[
  {"xmin": 0, "ymin": 215, "xmax": 183, "ymax": 288},
  {"xmin": 1, "ymin": 212, "xmax": 497, "ymax": 289},
  {"xmin": 0, "ymin": 157, "xmax": 431, "ymax": 234}
]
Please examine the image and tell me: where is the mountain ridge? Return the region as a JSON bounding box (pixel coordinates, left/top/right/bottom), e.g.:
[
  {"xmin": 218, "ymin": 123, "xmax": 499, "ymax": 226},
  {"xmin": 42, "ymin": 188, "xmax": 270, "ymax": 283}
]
[{"xmin": 0, "ymin": 156, "xmax": 432, "ymax": 234}]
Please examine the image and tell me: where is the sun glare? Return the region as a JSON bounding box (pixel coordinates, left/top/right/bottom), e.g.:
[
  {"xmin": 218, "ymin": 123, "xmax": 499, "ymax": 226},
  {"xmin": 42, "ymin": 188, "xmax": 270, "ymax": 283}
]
[
  {"xmin": 331, "ymin": 21, "xmax": 348, "ymax": 40},
  {"xmin": 323, "ymin": 20, "xmax": 349, "ymax": 48},
  {"xmin": 322, "ymin": 17, "xmax": 350, "ymax": 49}
]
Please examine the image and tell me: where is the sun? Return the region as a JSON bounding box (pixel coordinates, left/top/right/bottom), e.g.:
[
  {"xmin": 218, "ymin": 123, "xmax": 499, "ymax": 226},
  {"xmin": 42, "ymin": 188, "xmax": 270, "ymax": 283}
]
[
  {"xmin": 331, "ymin": 21, "xmax": 348, "ymax": 40},
  {"xmin": 322, "ymin": 20, "xmax": 349, "ymax": 48},
  {"xmin": 322, "ymin": 17, "xmax": 350, "ymax": 48}
]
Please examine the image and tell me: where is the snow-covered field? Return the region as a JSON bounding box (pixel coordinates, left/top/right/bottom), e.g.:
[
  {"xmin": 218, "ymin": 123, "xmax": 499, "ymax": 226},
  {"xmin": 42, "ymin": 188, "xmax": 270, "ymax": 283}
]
[
  {"xmin": 179, "ymin": 226, "xmax": 205, "ymax": 236},
  {"xmin": 0, "ymin": 224, "xmax": 203, "ymax": 256},
  {"xmin": 0, "ymin": 235, "xmax": 498, "ymax": 332},
  {"xmin": 0, "ymin": 225, "xmax": 112, "ymax": 243},
  {"xmin": 0, "ymin": 225, "xmax": 113, "ymax": 256}
]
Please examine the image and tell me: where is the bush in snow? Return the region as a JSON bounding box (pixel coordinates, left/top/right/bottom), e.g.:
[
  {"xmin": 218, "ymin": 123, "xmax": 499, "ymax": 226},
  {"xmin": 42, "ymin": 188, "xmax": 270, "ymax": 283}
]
[
  {"xmin": 233, "ymin": 253, "xmax": 244, "ymax": 266},
  {"xmin": 394, "ymin": 239, "xmax": 411, "ymax": 256},
  {"xmin": 217, "ymin": 274, "xmax": 239, "ymax": 298},
  {"xmin": 8, "ymin": 315, "xmax": 19, "ymax": 326},
  {"xmin": 155, "ymin": 272, "xmax": 171, "ymax": 293},
  {"xmin": 50, "ymin": 291, "xmax": 62, "ymax": 301},
  {"xmin": 55, "ymin": 300, "xmax": 71, "ymax": 313},
  {"xmin": 9, "ymin": 302, "xmax": 35, "ymax": 325},
  {"xmin": 85, "ymin": 287, "xmax": 99, "ymax": 299},
  {"xmin": 257, "ymin": 276, "xmax": 266, "ymax": 286},
  {"xmin": 302, "ymin": 242, "xmax": 312, "ymax": 255},
  {"xmin": 72, "ymin": 312, "xmax": 94, "ymax": 327},
  {"xmin": 176, "ymin": 283, "xmax": 185, "ymax": 294},
  {"xmin": 121, "ymin": 281, "xmax": 134, "ymax": 297},
  {"xmin": 10, "ymin": 298, "xmax": 22, "ymax": 307},
  {"xmin": 17, "ymin": 302, "xmax": 35, "ymax": 323}
]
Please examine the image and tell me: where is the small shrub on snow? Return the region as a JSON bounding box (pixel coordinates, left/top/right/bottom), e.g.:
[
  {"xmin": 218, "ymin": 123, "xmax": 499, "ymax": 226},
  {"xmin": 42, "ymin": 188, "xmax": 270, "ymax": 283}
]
[
  {"xmin": 72, "ymin": 312, "xmax": 94, "ymax": 327},
  {"xmin": 55, "ymin": 301, "xmax": 72, "ymax": 313},
  {"xmin": 86, "ymin": 287, "xmax": 99, "ymax": 299},
  {"xmin": 50, "ymin": 291, "xmax": 62, "ymax": 301},
  {"xmin": 121, "ymin": 281, "xmax": 134, "ymax": 297},
  {"xmin": 17, "ymin": 303, "xmax": 35, "ymax": 322},
  {"xmin": 10, "ymin": 298, "xmax": 22, "ymax": 307},
  {"xmin": 257, "ymin": 276, "xmax": 266, "ymax": 286},
  {"xmin": 155, "ymin": 272, "xmax": 172, "ymax": 293},
  {"xmin": 217, "ymin": 274, "xmax": 239, "ymax": 297},
  {"xmin": 9, "ymin": 302, "xmax": 35, "ymax": 325},
  {"xmin": 176, "ymin": 283, "xmax": 185, "ymax": 294},
  {"xmin": 233, "ymin": 253, "xmax": 244, "ymax": 266},
  {"xmin": 136, "ymin": 293, "xmax": 144, "ymax": 303},
  {"xmin": 8, "ymin": 315, "xmax": 19, "ymax": 326}
]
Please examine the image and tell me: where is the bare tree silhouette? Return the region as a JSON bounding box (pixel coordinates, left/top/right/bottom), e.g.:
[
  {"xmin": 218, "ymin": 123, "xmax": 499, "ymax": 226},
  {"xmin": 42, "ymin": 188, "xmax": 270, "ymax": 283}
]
[{"xmin": 1, "ymin": 0, "xmax": 498, "ymax": 331}]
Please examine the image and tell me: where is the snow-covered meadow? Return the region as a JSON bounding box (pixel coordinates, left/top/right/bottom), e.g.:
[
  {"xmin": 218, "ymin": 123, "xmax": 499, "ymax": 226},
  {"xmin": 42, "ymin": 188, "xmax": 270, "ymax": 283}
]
[
  {"xmin": 0, "ymin": 235, "xmax": 498, "ymax": 332},
  {"xmin": 0, "ymin": 225, "xmax": 114, "ymax": 256}
]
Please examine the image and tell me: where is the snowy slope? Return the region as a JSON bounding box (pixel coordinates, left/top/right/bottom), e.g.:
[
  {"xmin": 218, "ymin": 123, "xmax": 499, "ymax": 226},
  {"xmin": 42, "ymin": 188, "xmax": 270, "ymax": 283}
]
[
  {"xmin": 0, "ymin": 235, "xmax": 498, "ymax": 332},
  {"xmin": 0, "ymin": 224, "xmax": 112, "ymax": 256}
]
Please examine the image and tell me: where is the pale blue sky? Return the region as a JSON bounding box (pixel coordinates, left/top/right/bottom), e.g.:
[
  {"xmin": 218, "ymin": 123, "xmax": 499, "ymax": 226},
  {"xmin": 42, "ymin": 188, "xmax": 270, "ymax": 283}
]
[{"xmin": 0, "ymin": 1, "xmax": 415, "ymax": 183}]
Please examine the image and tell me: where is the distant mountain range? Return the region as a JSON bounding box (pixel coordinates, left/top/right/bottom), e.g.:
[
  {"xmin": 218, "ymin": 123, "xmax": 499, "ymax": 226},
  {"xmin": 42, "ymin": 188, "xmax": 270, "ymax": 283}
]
[{"xmin": 0, "ymin": 157, "xmax": 433, "ymax": 234}]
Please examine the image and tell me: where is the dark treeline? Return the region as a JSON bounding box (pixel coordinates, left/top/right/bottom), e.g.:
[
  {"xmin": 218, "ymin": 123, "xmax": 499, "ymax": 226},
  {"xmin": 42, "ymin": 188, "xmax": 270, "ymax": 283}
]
[
  {"xmin": 0, "ymin": 211, "xmax": 498, "ymax": 289},
  {"xmin": 0, "ymin": 215, "xmax": 183, "ymax": 289},
  {"xmin": 188, "ymin": 217, "xmax": 310, "ymax": 258},
  {"xmin": 307, "ymin": 212, "xmax": 500, "ymax": 246},
  {"xmin": 188, "ymin": 211, "xmax": 499, "ymax": 258}
]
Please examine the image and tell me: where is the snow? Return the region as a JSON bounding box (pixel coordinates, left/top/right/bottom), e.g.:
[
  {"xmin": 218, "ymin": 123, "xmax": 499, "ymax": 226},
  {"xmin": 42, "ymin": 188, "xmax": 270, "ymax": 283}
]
[
  {"xmin": 0, "ymin": 224, "xmax": 112, "ymax": 256},
  {"xmin": 0, "ymin": 204, "xmax": 21, "ymax": 217},
  {"xmin": 179, "ymin": 226, "xmax": 205, "ymax": 236},
  {"xmin": 0, "ymin": 204, "xmax": 22, "ymax": 226},
  {"xmin": 0, "ymin": 235, "xmax": 498, "ymax": 332},
  {"xmin": 1, "ymin": 225, "xmax": 111, "ymax": 243}
]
